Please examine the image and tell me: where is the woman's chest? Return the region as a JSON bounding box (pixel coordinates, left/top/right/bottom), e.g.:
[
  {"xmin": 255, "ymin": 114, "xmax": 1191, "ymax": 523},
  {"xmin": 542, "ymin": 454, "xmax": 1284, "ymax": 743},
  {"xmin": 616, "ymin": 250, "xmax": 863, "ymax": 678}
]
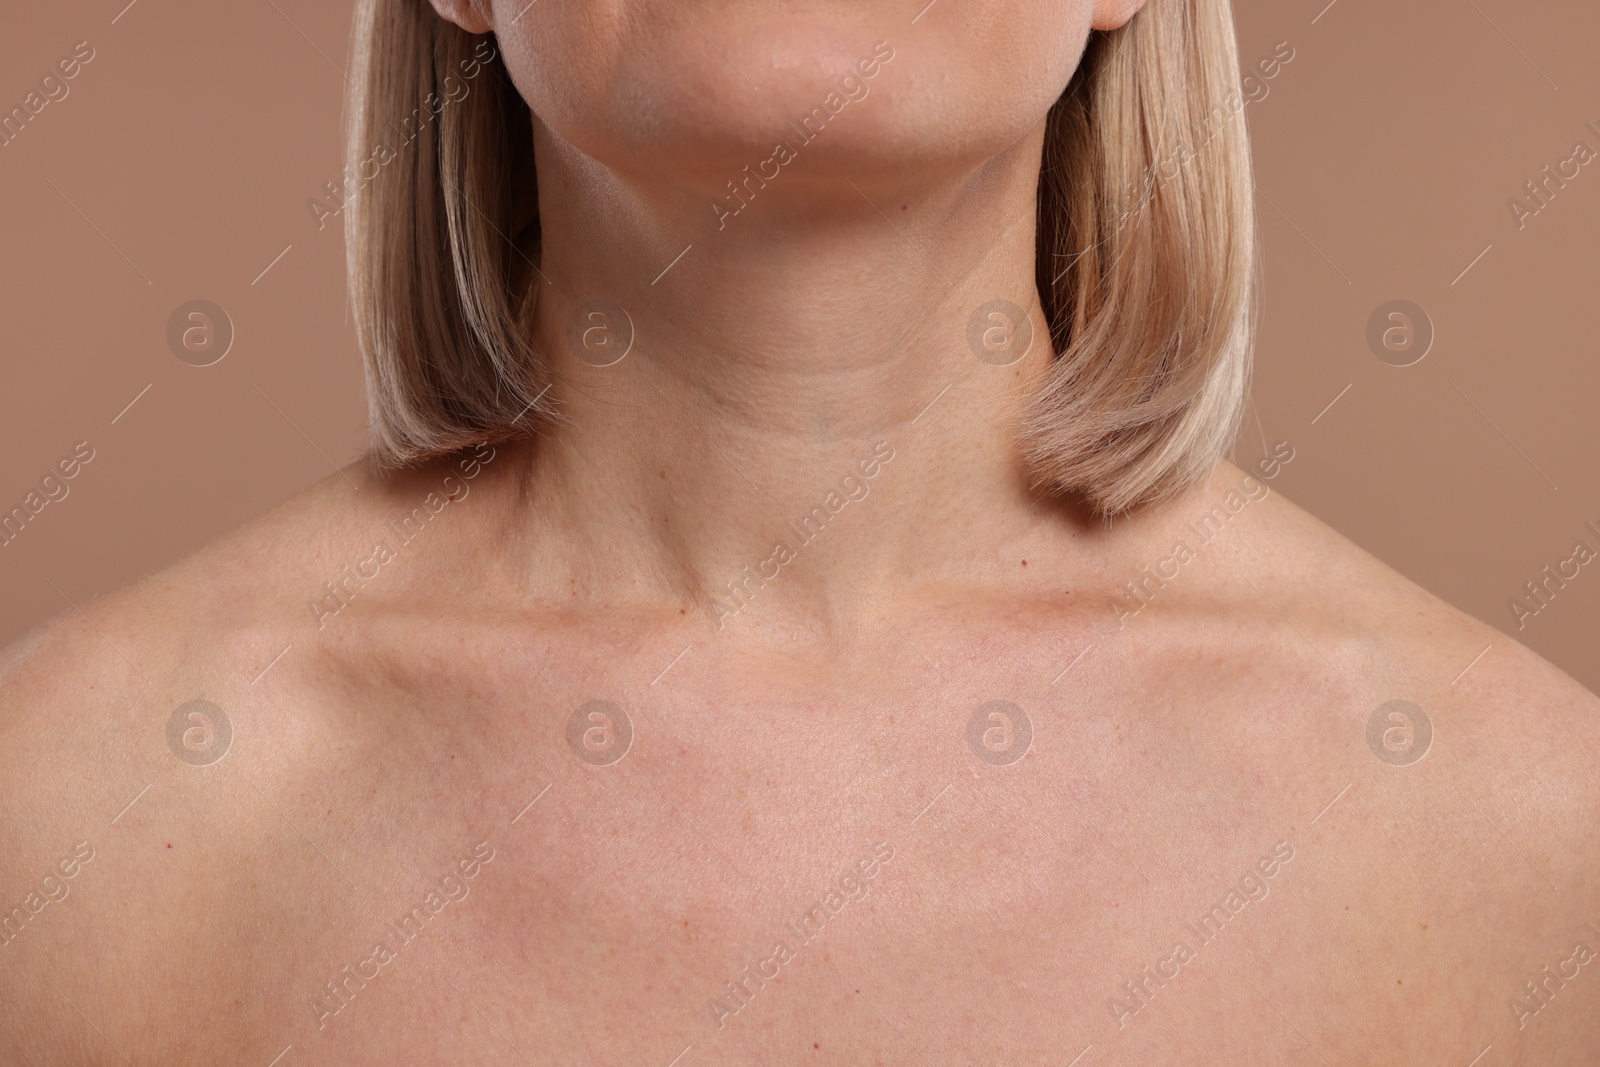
[{"xmin": 236, "ymin": 633, "xmax": 1478, "ymax": 1065}]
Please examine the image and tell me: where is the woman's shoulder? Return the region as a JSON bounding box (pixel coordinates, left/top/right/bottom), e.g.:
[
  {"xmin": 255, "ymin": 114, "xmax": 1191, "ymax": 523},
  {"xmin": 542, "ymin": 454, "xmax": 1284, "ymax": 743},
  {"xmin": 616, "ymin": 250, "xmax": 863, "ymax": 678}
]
[
  {"xmin": 0, "ymin": 443, "xmax": 513, "ymax": 807},
  {"xmin": 0, "ymin": 464, "xmax": 388, "ymax": 1058},
  {"xmin": 1208, "ymin": 461, "xmax": 1599, "ymax": 934},
  {"xmin": 1, "ymin": 462, "xmax": 370, "ymax": 691},
  {"xmin": 1112, "ymin": 462, "xmax": 1599, "ymax": 1052},
  {"xmin": 1213, "ymin": 457, "xmax": 1596, "ymax": 707},
  {"xmin": 0, "ymin": 462, "xmax": 397, "ymax": 812},
  {"xmin": 0, "ymin": 441, "xmax": 504, "ymax": 678},
  {"xmin": 0, "ymin": 445, "xmax": 537, "ymax": 1049},
  {"xmin": 1195, "ymin": 458, "xmax": 1600, "ymax": 776},
  {"xmin": 0, "ymin": 440, "xmax": 527, "ymax": 1060}
]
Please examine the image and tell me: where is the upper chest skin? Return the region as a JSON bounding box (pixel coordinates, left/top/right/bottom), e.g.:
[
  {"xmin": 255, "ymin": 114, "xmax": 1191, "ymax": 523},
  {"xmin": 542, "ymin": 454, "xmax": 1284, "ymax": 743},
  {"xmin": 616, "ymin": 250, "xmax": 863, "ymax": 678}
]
[{"xmin": 98, "ymin": 604, "xmax": 1579, "ymax": 1067}]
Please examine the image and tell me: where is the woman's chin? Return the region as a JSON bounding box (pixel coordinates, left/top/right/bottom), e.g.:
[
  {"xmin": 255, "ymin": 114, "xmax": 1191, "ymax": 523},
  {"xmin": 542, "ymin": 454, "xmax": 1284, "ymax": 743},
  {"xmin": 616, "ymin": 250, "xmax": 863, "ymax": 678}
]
[
  {"xmin": 548, "ymin": 75, "xmax": 1041, "ymax": 200},
  {"xmin": 500, "ymin": 0, "xmax": 1079, "ymax": 190}
]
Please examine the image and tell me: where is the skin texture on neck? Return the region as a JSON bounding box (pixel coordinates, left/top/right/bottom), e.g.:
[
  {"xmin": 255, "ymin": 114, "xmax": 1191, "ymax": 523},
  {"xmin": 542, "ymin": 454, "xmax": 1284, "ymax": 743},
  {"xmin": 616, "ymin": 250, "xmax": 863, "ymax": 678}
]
[
  {"xmin": 511, "ymin": 109, "xmax": 1073, "ymax": 635},
  {"xmin": 431, "ymin": 0, "xmax": 1148, "ymax": 637}
]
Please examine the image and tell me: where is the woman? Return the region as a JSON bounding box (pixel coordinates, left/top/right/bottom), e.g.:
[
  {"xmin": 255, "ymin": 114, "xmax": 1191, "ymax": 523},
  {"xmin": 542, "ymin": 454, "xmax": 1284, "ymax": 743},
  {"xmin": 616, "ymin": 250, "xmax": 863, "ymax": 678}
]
[{"xmin": 2, "ymin": 0, "xmax": 1596, "ymax": 1062}]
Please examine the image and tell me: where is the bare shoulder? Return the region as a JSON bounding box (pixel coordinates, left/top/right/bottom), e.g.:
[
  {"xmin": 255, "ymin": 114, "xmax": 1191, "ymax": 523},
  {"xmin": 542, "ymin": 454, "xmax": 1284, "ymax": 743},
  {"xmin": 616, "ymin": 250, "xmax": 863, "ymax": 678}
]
[
  {"xmin": 1223, "ymin": 455, "xmax": 1600, "ymax": 744},
  {"xmin": 0, "ymin": 441, "xmax": 503, "ymax": 720},
  {"xmin": 1194, "ymin": 460, "xmax": 1600, "ymax": 1056},
  {"xmin": 0, "ymin": 454, "xmax": 469, "ymax": 1063},
  {"xmin": 1216, "ymin": 457, "xmax": 1600, "ymax": 852}
]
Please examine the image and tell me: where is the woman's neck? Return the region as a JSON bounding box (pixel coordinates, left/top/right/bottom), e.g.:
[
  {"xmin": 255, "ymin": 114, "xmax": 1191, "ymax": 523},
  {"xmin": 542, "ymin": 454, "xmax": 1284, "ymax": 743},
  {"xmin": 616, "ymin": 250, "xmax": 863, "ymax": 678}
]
[{"xmin": 500, "ymin": 111, "xmax": 1091, "ymax": 633}]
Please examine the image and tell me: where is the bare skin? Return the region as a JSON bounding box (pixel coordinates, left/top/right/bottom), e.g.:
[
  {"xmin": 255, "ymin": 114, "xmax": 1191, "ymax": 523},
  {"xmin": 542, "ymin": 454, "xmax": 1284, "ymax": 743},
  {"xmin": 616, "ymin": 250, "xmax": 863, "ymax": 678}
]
[
  {"xmin": 2, "ymin": 449, "xmax": 1597, "ymax": 1065},
  {"xmin": 3, "ymin": 0, "xmax": 1598, "ymax": 1063}
]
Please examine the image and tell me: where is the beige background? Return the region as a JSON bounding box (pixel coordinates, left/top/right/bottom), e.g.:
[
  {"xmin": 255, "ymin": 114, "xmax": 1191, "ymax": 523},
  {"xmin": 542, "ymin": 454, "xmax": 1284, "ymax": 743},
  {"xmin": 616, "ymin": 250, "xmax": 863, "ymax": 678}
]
[{"xmin": 2, "ymin": 0, "xmax": 1596, "ymax": 690}]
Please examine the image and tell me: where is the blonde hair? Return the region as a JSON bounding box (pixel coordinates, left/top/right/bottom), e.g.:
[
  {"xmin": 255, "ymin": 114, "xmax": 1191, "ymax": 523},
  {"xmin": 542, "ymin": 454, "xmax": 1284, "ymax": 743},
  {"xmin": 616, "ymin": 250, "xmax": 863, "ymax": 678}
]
[{"xmin": 347, "ymin": 0, "xmax": 1257, "ymax": 515}]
